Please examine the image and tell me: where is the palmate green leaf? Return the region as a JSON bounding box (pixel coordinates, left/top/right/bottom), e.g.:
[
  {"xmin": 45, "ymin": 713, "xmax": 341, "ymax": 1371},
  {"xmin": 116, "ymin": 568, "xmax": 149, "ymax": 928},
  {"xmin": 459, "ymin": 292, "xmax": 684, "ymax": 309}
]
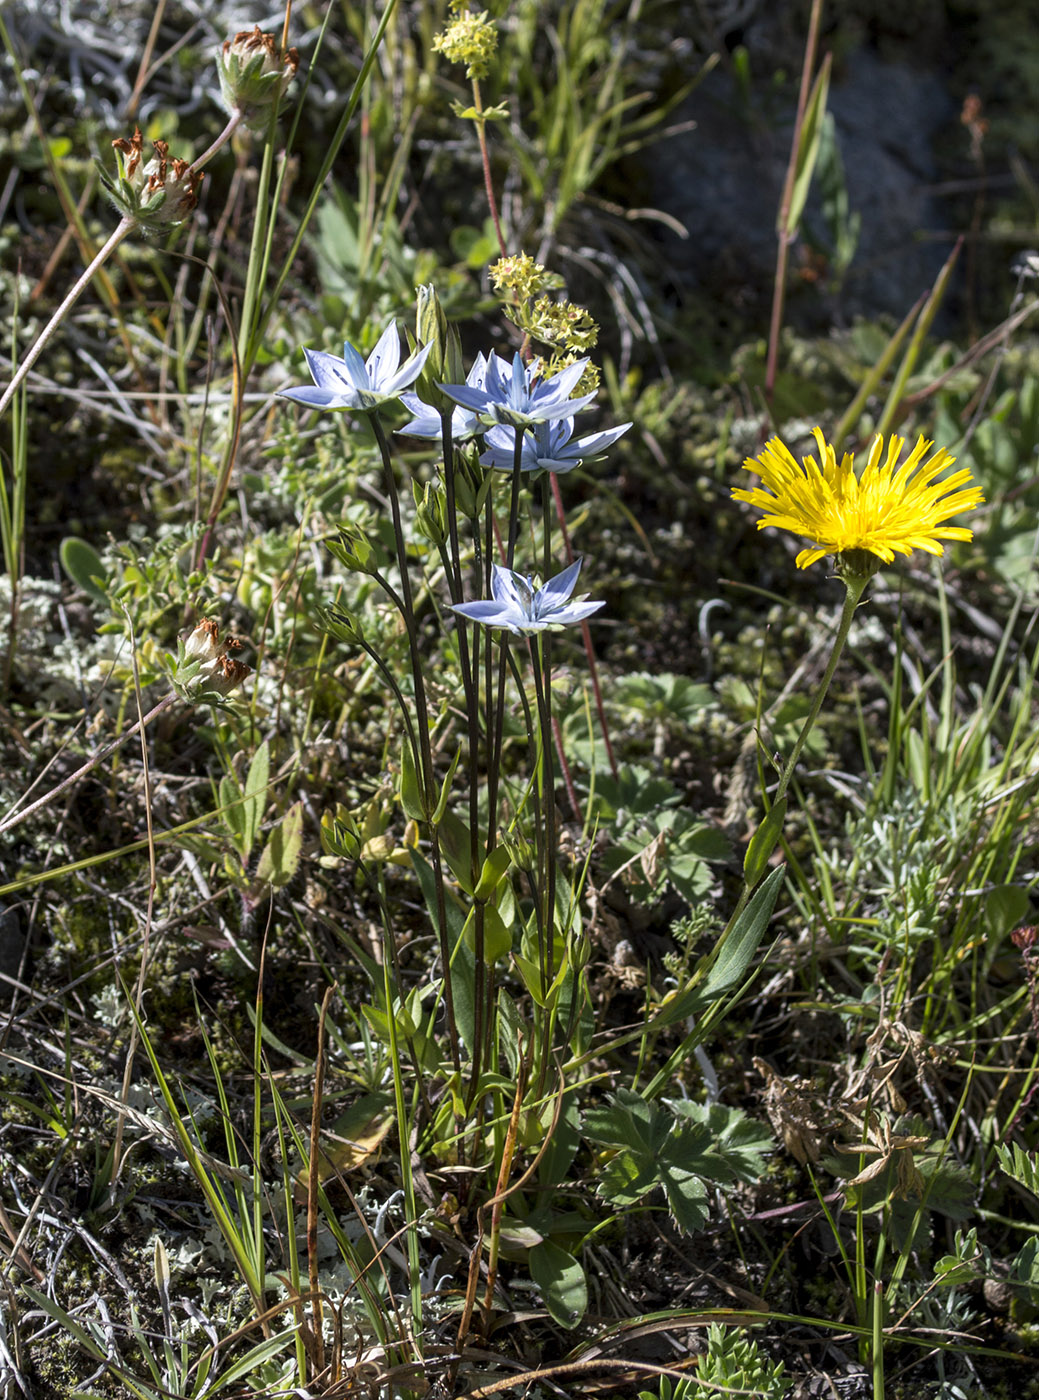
[
  {"xmin": 528, "ymin": 1239, "xmax": 588, "ymax": 1327},
  {"xmin": 669, "ymin": 1101, "xmax": 773, "ymax": 1184},
  {"xmin": 657, "ymin": 1159, "xmax": 711, "ymax": 1234},
  {"xmin": 598, "ymin": 1148, "xmax": 654, "ymax": 1206},
  {"xmin": 583, "ymin": 1087, "xmax": 666, "ymax": 1156},
  {"xmin": 586, "ymin": 1091, "xmax": 770, "ymax": 1236}
]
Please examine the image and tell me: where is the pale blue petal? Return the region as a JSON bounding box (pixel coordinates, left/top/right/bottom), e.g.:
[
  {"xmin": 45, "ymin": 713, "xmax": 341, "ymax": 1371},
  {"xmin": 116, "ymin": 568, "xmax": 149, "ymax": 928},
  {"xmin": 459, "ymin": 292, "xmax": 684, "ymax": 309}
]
[
  {"xmin": 553, "ymin": 599, "xmax": 605, "ymax": 625},
  {"xmin": 338, "ymin": 339, "xmax": 370, "ymax": 390},
  {"xmin": 467, "ymin": 352, "xmax": 490, "ymax": 387},
  {"xmin": 438, "ymin": 382, "xmax": 493, "ymax": 412},
  {"xmin": 398, "ymin": 394, "xmax": 442, "ymax": 438},
  {"xmin": 543, "ymin": 359, "xmax": 588, "ymax": 401},
  {"xmin": 490, "ymin": 564, "xmax": 534, "ymax": 613},
  {"xmin": 574, "ymin": 421, "xmax": 632, "ymax": 455},
  {"xmin": 303, "ymin": 347, "xmax": 353, "ymax": 391},
  {"xmin": 278, "ymin": 384, "xmax": 353, "ymax": 409},
  {"xmin": 381, "ymin": 341, "xmax": 433, "ymax": 396},
  {"xmin": 537, "ymin": 558, "xmax": 584, "ymax": 608},
  {"xmin": 365, "ymin": 322, "xmax": 402, "ymax": 388},
  {"xmin": 451, "ymin": 600, "xmax": 518, "ymax": 627},
  {"xmin": 529, "ymin": 390, "xmax": 597, "ymax": 421}
]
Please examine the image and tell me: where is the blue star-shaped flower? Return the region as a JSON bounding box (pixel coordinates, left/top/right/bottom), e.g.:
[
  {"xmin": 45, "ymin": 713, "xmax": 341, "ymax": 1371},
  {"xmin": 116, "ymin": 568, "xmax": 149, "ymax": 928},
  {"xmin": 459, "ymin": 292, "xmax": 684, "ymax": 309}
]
[
  {"xmin": 398, "ymin": 352, "xmax": 489, "ymax": 442},
  {"xmin": 439, "ymin": 353, "xmax": 596, "ymax": 429},
  {"xmin": 450, "ymin": 558, "xmax": 605, "ymax": 635},
  {"xmin": 479, "ymin": 415, "xmax": 632, "ymax": 474},
  {"xmin": 278, "ymin": 322, "xmax": 433, "ymax": 413}
]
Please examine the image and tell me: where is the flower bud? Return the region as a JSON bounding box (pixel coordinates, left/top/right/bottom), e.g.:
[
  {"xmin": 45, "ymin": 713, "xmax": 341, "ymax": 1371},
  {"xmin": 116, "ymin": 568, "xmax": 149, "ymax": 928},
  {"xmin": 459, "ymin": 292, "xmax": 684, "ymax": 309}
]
[
  {"xmin": 326, "ymin": 523, "xmax": 379, "ymax": 575},
  {"xmin": 500, "ymin": 828, "xmax": 534, "ymax": 872},
  {"xmin": 452, "ymin": 446, "xmax": 493, "ymax": 520},
  {"xmin": 412, "ymin": 285, "xmax": 465, "ymax": 413},
  {"xmin": 415, "ymin": 284, "xmax": 448, "ymax": 380},
  {"xmin": 218, "ymin": 27, "xmax": 299, "ymax": 118},
  {"xmin": 200, "ymin": 653, "xmax": 252, "ymax": 697},
  {"xmin": 183, "ymin": 618, "xmax": 220, "ymax": 663},
  {"xmin": 321, "ymin": 807, "xmax": 363, "ymax": 860},
  {"xmin": 413, "ymin": 478, "xmax": 448, "ymax": 548},
  {"xmin": 319, "ymin": 604, "xmax": 366, "ymax": 645},
  {"xmin": 106, "ymin": 129, "xmax": 203, "ymax": 230}
]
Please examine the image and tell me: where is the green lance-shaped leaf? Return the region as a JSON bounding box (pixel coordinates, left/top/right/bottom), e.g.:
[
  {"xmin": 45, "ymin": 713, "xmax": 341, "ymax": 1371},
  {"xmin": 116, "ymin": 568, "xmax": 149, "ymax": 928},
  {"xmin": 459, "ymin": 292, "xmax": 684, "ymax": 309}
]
[
  {"xmin": 743, "ymin": 794, "xmax": 787, "ymax": 889},
  {"xmin": 474, "ymin": 844, "xmax": 512, "ymax": 901},
  {"xmin": 784, "ymin": 52, "xmax": 832, "ymax": 237},
  {"xmin": 702, "ymin": 863, "xmax": 786, "ymax": 1001},
  {"xmin": 255, "ymin": 801, "xmax": 303, "ymax": 888},
  {"xmin": 432, "ymin": 746, "xmax": 463, "ymax": 824},
  {"xmin": 399, "ymin": 736, "xmax": 428, "ymax": 822},
  {"xmin": 241, "ymin": 739, "xmax": 270, "ymax": 863}
]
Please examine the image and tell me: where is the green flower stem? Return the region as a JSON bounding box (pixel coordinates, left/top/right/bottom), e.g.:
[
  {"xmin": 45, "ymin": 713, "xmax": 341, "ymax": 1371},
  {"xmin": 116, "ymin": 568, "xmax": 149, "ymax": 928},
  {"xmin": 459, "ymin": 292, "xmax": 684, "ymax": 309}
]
[
  {"xmin": 438, "ymin": 410, "xmax": 482, "ymax": 892},
  {"xmin": 440, "ymin": 410, "xmax": 464, "ymax": 604},
  {"xmin": 376, "ymin": 867, "xmax": 424, "ymax": 1338},
  {"xmin": 504, "ymin": 427, "xmax": 526, "ymax": 570},
  {"xmin": 234, "ymin": 104, "xmax": 278, "ymax": 371},
  {"xmin": 531, "ymin": 635, "xmax": 556, "ymax": 998},
  {"xmin": 487, "ymin": 427, "xmax": 528, "ymax": 829},
  {"xmin": 191, "ymin": 107, "xmax": 245, "ymax": 174},
  {"xmin": 195, "ymin": 108, "xmax": 272, "ymax": 568},
  {"xmin": 0, "ymin": 216, "xmax": 136, "ymax": 423},
  {"xmin": 370, "ymin": 413, "xmax": 460, "ymax": 1075},
  {"xmin": 548, "ymin": 467, "xmax": 618, "ymax": 780}
]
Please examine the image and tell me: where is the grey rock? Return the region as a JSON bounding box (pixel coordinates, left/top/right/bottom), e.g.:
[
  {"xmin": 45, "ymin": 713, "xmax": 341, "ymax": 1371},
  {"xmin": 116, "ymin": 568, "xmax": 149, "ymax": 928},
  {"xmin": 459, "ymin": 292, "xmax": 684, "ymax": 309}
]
[{"xmin": 649, "ymin": 45, "xmax": 958, "ymax": 325}]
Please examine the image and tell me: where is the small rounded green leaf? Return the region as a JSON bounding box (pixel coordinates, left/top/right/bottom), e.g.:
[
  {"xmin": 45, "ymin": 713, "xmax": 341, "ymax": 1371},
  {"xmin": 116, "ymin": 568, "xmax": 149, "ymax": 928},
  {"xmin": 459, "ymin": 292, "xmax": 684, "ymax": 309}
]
[{"xmin": 60, "ymin": 537, "xmax": 107, "ymax": 604}]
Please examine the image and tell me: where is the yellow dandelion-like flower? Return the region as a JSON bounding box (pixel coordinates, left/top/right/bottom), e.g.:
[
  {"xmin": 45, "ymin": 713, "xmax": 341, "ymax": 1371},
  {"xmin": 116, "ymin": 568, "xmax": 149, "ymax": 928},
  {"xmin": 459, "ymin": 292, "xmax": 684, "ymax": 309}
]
[{"xmin": 733, "ymin": 427, "xmax": 984, "ymax": 571}]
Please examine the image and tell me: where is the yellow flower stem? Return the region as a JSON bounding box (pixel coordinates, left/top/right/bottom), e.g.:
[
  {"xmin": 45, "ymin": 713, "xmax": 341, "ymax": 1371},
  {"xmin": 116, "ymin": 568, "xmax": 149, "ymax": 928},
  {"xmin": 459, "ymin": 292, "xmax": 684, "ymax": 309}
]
[
  {"xmin": 718, "ymin": 571, "xmax": 869, "ymax": 948},
  {"xmin": 470, "ymin": 77, "xmax": 508, "ymax": 258},
  {"xmin": 773, "ymin": 571, "xmax": 869, "ymax": 811},
  {"xmin": 0, "ymin": 216, "xmax": 136, "ymax": 422}
]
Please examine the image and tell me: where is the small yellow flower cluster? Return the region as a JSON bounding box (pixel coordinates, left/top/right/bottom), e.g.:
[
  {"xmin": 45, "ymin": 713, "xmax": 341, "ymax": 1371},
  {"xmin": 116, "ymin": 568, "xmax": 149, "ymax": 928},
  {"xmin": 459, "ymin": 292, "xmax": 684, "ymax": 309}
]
[
  {"xmin": 528, "ymin": 296, "xmax": 599, "ymax": 353},
  {"xmin": 535, "ymin": 353, "xmax": 601, "ymax": 398},
  {"xmin": 432, "ymin": 7, "xmax": 498, "ymax": 81},
  {"xmin": 489, "ymin": 253, "xmax": 547, "ymax": 299}
]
